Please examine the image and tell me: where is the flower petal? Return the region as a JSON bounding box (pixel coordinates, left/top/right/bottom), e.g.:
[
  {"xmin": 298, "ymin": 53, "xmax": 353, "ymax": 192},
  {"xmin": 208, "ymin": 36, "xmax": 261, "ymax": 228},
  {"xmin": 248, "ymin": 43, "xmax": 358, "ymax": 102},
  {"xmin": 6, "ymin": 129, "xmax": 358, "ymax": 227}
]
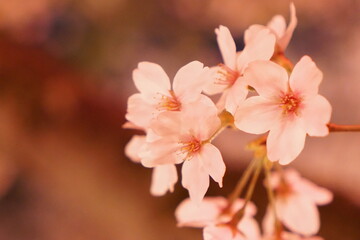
[
  {"xmin": 224, "ymin": 78, "xmax": 248, "ymax": 115},
  {"xmin": 301, "ymin": 95, "xmax": 332, "ymax": 137},
  {"xmin": 175, "ymin": 197, "xmax": 226, "ymax": 228},
  {"xmin": 173, "ymin": 61, "xmax": 207, "ymax": 102},
  {"xmin": 243, "ymin": 60, "xmax": 288, "ymax": 99},
  {"xmin": 203, "ymin": 66, "xmax": 232, "ymax": 95},
  {"xmin": 244, "ymin": 24, "xmax": 267, "ymax": 45},
  {"xmin": 237, "ymin": 217, "xmax": 261, "ymax": 240},
  {"xmin": 235, "ymin": 96, "xmax": 281, "ymax": 134},
  {"xmin": 289, "ymin": 56, "xmax": 323, "ymax": 98},
  {"xmin": 267, "ymin": 119, "xmax": 307, "ymax": 164},
  {"xmin": 215, "ymin": 25, "xmax": 237, "ymax": 70},
  {"xmin": 293, "ymin": 178, "xmax": 333, "ymax": 206},
  {"xmin": 125, "ymin": 135, "xmax": 146, "ymax": 163},
  {"xmin": 125, "ymin": 93, "xmax": 155, "ymax": 128},
  {"xmin": 277, "ymin": 3, "xmax": 297, "ymax": 51},
  {"xmin": 203, "ymin": 225, "xmax": 243, "ymax": 240},
  {"xmin": 182, "ymin": 157, "xmax": 210, "ymax": 204},
  {"xmin": 276, "ymin": 194, "xmax": 320, "ymax": 236},
  {"xmin": 150, "ymin": 164, "xmax": 178, "ymax": 196},
  {"xmin": 133, "ymin": 62, "xmax": 170, "ymax": 100},
  {"xmin": 237, "ymin": 29, "xmax": 276, "ymax": 73},
  {"xmin": 267, "ymin": 15, "xmax": 287, "ymax": 39},
  {"xmin": 200, "ymin": 144, "xmax": 226, "ymax": 188}
]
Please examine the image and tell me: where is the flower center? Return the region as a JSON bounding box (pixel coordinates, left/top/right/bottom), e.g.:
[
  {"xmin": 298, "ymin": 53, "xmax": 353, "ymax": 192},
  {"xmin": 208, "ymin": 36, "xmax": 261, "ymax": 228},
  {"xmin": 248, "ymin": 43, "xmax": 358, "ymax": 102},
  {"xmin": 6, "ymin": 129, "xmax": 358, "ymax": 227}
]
[
  {"xmin": 215, "ymin": 64, "xmax": 239, "ymax": 87},
  {"xmin": 179, "ymin": 137, "xmax": 202, "ymax": 160},
  {"xmin": 275, "ymin": 180, "xmax": 292, "ymax": 198},
  {"xmin": 157, "ymin": 90, "xmax": 181, "ymax": 111},
  {"xmin": 279, "ymin": 93, "xmax": 301, "ymax": 115}
]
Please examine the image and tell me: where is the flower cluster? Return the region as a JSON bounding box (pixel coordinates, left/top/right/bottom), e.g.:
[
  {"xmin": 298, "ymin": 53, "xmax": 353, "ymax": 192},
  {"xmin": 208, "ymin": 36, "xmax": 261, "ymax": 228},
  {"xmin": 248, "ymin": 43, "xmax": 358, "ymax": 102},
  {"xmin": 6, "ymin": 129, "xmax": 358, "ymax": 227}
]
[{"xmin": 124, "ymin": 3, "xmax": 335, "ymax": 240}]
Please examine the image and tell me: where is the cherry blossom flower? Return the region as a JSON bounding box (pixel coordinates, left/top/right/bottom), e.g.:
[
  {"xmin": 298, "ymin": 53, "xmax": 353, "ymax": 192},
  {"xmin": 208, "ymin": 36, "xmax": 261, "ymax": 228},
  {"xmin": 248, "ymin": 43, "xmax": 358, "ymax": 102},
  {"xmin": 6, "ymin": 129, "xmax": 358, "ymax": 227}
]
[
  {"xmin": 126, "ymin": 61, "xmax": 209, "ymax": 128},
  {"xmin": 203, "ymin": 25, "xmax": 276, "ymax": 114},
  {"xmin": 263, "ymin": 169, "xmax": 332, "ymax": 236},
  {"xmin": 244, "ymin": 3, "xmax": 297, "ymax": 53},
  {"xmin": 141, "ymin": 99, "xmax": 225, "ymax": 203},
  {"xmin": 235, "ymin": 56, "xmax": 332, "ymax": 164},
  {"xmin": 125, "ymin": 135, "xmax": 178, "ymax": 196},
  {"xmin": 262, "ymin": 232, "xmax": 324, "ymax": 240},
  {"xmin": 175, "ymin": 197, "xmax": 260, "ymax": 240}
]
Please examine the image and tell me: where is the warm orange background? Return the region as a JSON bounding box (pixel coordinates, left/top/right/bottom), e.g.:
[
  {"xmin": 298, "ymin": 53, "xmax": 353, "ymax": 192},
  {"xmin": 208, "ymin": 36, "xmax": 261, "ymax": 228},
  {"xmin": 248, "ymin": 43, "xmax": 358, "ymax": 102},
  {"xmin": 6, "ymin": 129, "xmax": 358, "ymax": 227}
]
[{"xmin": 0, "ymin": 0, "xmax": 359, "ymax": 239}]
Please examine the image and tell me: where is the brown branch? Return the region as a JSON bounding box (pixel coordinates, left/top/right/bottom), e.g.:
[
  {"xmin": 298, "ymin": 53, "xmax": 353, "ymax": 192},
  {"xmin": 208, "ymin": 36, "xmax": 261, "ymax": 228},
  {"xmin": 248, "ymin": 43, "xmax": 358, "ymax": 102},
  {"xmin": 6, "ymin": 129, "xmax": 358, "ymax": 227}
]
[{"xmin": 327, "ymin": 123, "xmax": 360, "ymax": 132}]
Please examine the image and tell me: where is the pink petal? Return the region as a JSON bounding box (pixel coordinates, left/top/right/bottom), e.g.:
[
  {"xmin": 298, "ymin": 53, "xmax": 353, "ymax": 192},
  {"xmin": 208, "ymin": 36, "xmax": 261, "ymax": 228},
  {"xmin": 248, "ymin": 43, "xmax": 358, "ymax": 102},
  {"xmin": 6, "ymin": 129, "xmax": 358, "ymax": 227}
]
[
  {"xmin": 175, "ymin": 197, "xmax": 227, "ymax": 228},
  {"xmin": 289, "ymin": 56, "xmax": 323, "ymax": 98},
  {"xmin": 276, "ymin": 194, "xmax": 320, "ymax": 236},
  {"xmin": 203, "ymin": 225, "xmax": 243, "ymax": 240},
  {"xmin": 267, "ymin": 119, "xmax": 307, "ymax": 165},
  {"xmin": 235, "ymin": 96, "xmax": 281, "ymax": 134},
  {"xmin": 125, "ymin": 135, "xmax": 146, "ymax": 163},
  {"xmin": 125, "ymin": 93, "xmax": 155, "ymax": 128},
  {"xmin": 173, "ymin": 61, "xmax": 207, "ymax": 102},
  {"xmin": 203, "ymin": 66, "xmax": 231, "ymax": 95},
  {"xmin": 293, "ymin": 178, "xmax": 333, "ymax": 206},
  {"xmin": 244, "ymin": 24, "xmax": 267, "ymax": 45},
  {"xmin": 267, "ymin": 15, "xmax": 287, "ymax": 39},
  {"xmin": 150, "ymin": 111, "xmax": 182, "ymax": 137},
  {"xmin": 262, "ymin": 206, "xmax": 275, "ymax": 236},
  {"xmin": 243, "ymin": 60, "xmax": 288, "ymax": 99},
  {"xmin": 301, "ymin": 95, "xmax": 332, "ymax": 137},
  {"xmin": 182, "ymin": 157, "xmax": 210, "ymax": 204},
  {"xmin": 150, "ymin": 164, "xmax": 178, "ymax": 196},
  {"xmin": 224, "ymin": 78, "xmax": 248, "ymax": 115},
  {"xmin": 277, "ymin": 3, "xmax": 297, "ymax": 51},
  {"xmin": 215, "ymin": 25, "xmax": 237, "ymax": 70},
  {"xmin": 133, "ymin": 62, "xmax": 170, "ymax": 101},
  {"xmin": 237, "ymin": 217, "xmax": 261, "ymax": 240},
  {"xmin": 200, "ymin": 144, "xmax": 226, "ymax": 188},
  {"xmin": 140, "ymin": 138, "xmax": 180, "ymax": 167},
  {"xmin": 237, "ymin": 29, "xmax": 276, "ymax": 73}
]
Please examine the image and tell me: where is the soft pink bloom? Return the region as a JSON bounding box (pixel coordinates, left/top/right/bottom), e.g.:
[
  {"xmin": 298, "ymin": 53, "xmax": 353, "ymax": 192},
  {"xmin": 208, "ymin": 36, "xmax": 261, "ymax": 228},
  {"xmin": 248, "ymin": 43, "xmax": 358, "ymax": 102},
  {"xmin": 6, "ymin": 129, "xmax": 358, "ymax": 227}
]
[
  {"xmin": 263, "ymin": 169, "xmax": 332, "ymax": 236},
  {"xmin": 203, "ymin": 25, "xmax": 276, "ymax": 114},
  {"xmin": 175, "ymin": 197, "xmax": 260, "ymax": 240},
  {"xmin": 126, "ymin": 61, "xmax": 208, "ymax": 128},
  {"xmin": 125, "ymin": 135, "xmax": 178, "ymax": 196},
  {"xmin": 141, "ymin": 99, "xmax": 225, "ymax": 203},
  {"xmin": 262, "ymin": 232, "xmax": 324, "ymax": 240},
  {"xmin": 244, "ymin": 3, "xmax": 297, "ymax": 53},
  {"xmin": 235, "ymin": 56, "xmax": 332, "ymax": 164}
]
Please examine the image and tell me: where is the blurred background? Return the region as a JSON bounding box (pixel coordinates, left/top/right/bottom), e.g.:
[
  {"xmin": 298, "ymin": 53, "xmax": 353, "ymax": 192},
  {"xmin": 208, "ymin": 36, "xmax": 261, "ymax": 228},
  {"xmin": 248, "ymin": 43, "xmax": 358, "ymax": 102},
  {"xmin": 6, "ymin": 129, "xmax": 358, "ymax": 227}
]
[{"xmin": 0, "ymin": 0, "xmax": 359, "ymax": 239}]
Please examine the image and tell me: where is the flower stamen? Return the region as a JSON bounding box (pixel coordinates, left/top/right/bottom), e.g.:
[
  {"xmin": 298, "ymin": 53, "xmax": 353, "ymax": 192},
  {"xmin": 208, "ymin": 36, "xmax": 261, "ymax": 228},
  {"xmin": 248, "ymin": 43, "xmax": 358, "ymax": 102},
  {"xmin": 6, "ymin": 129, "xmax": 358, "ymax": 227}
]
[
  {"xmin": 179, "ymin": 137, "xmax": 202, "ymax": 160},
  {"xmin": 279, "ymin": 93, "xmax": 301, "ymax": 115},
  {"xmin": 157, "ymin": 90, "xmax": 181, "ymax": 111},
  {"xmin": 215, "ymin": 64, "xmax": 239, "ymax": 87}
]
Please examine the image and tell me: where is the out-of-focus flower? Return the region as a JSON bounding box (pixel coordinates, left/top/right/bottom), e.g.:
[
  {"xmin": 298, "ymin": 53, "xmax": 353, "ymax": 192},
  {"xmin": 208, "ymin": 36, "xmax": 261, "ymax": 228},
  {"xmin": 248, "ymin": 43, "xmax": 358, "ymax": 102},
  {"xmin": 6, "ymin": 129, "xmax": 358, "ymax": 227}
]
[
  {"xmin": 125, "ymin": 135, "xmax": 178, "ymax": 196},
  {"xmin": 203, "ymin": 25, "xmax": 275, "ymax": 114},
  {"xmin": 263, "ymin": 169, "xmax": 333, "ymax": 236},
  {"xmin": 235, "ymin": 56, "xmax": 332, "ymax": 164},
  {"xmin": 262, "ymin": 231, "xmax": 324, "ymax": 240},
  {"xmin": 126, "ymin": 61, "xmax": 208, "ymax": 128},
  {"xmin": 175, "ymin": 197, "xmax": 260, "ymax": 240},
  {"xmin": 141, "ymin": 99, "xmax": 225, "ymax": 203},
  {"xmin": 244, "ymin": 3, "xmax": 297, "ymax": 53}
]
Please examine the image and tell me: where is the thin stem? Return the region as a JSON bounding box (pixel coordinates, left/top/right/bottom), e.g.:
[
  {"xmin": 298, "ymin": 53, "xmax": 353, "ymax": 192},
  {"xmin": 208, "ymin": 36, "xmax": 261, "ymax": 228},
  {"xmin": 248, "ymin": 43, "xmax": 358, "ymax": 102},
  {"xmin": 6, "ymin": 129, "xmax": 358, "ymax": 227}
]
[
  {"xmin": 264, "ymin": 161, "xmax": 282, "ymax": 238},
  {"xmin": 229, "ymin": 157, "xmax": 262, "ymax": 225},
  {"xmin": 328, "ymin": 123, "xmax": 360, "ymax": 132},
  {"xmin": 227, "ymin": 158, "xmax": 257, "ymax": 206}
]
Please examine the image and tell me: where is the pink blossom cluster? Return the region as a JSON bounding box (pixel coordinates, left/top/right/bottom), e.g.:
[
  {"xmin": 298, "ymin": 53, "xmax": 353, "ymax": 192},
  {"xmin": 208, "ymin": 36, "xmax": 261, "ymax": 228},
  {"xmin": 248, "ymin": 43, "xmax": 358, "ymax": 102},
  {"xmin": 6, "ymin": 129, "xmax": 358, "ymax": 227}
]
[{"xmin": 124, "ymin": 3, "xmax": 333, "ymax": 240}]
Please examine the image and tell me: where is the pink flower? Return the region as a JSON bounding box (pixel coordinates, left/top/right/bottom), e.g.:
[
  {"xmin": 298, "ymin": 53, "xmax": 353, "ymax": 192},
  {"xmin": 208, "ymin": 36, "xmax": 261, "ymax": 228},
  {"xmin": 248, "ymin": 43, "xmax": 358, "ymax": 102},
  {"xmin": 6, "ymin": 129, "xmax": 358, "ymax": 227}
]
[
  {"xmin": 203, "ymin": 25, "xmax": 276, "ymax": 114},
  {"xmin": 244, "ymin": 3, "xmax": 297, "ymax": 53},
  {"xmin": 126, "ymin": 61, "xmax": 208, "ymax": 128},
  {"xmin": 141, "ymin": 99, "xmax": 225, "ymax": 203},
  {"xmin": 263, "ymin": 169, "xmax": 332, "ymax": 236},
  {"xmin": 175, "ymin": 197, "xmax": 260, "ymax": 240},
  {"xmin": 262, "ymin": 232, "xmax": 324, "ymax": 240},
  {"xmin": 235, "ymin": 56, "xmax": 332, "ymax": 164},
  {"xmin": 125, "ymin": 135, "xmax": 178, "ymax": 196}
]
